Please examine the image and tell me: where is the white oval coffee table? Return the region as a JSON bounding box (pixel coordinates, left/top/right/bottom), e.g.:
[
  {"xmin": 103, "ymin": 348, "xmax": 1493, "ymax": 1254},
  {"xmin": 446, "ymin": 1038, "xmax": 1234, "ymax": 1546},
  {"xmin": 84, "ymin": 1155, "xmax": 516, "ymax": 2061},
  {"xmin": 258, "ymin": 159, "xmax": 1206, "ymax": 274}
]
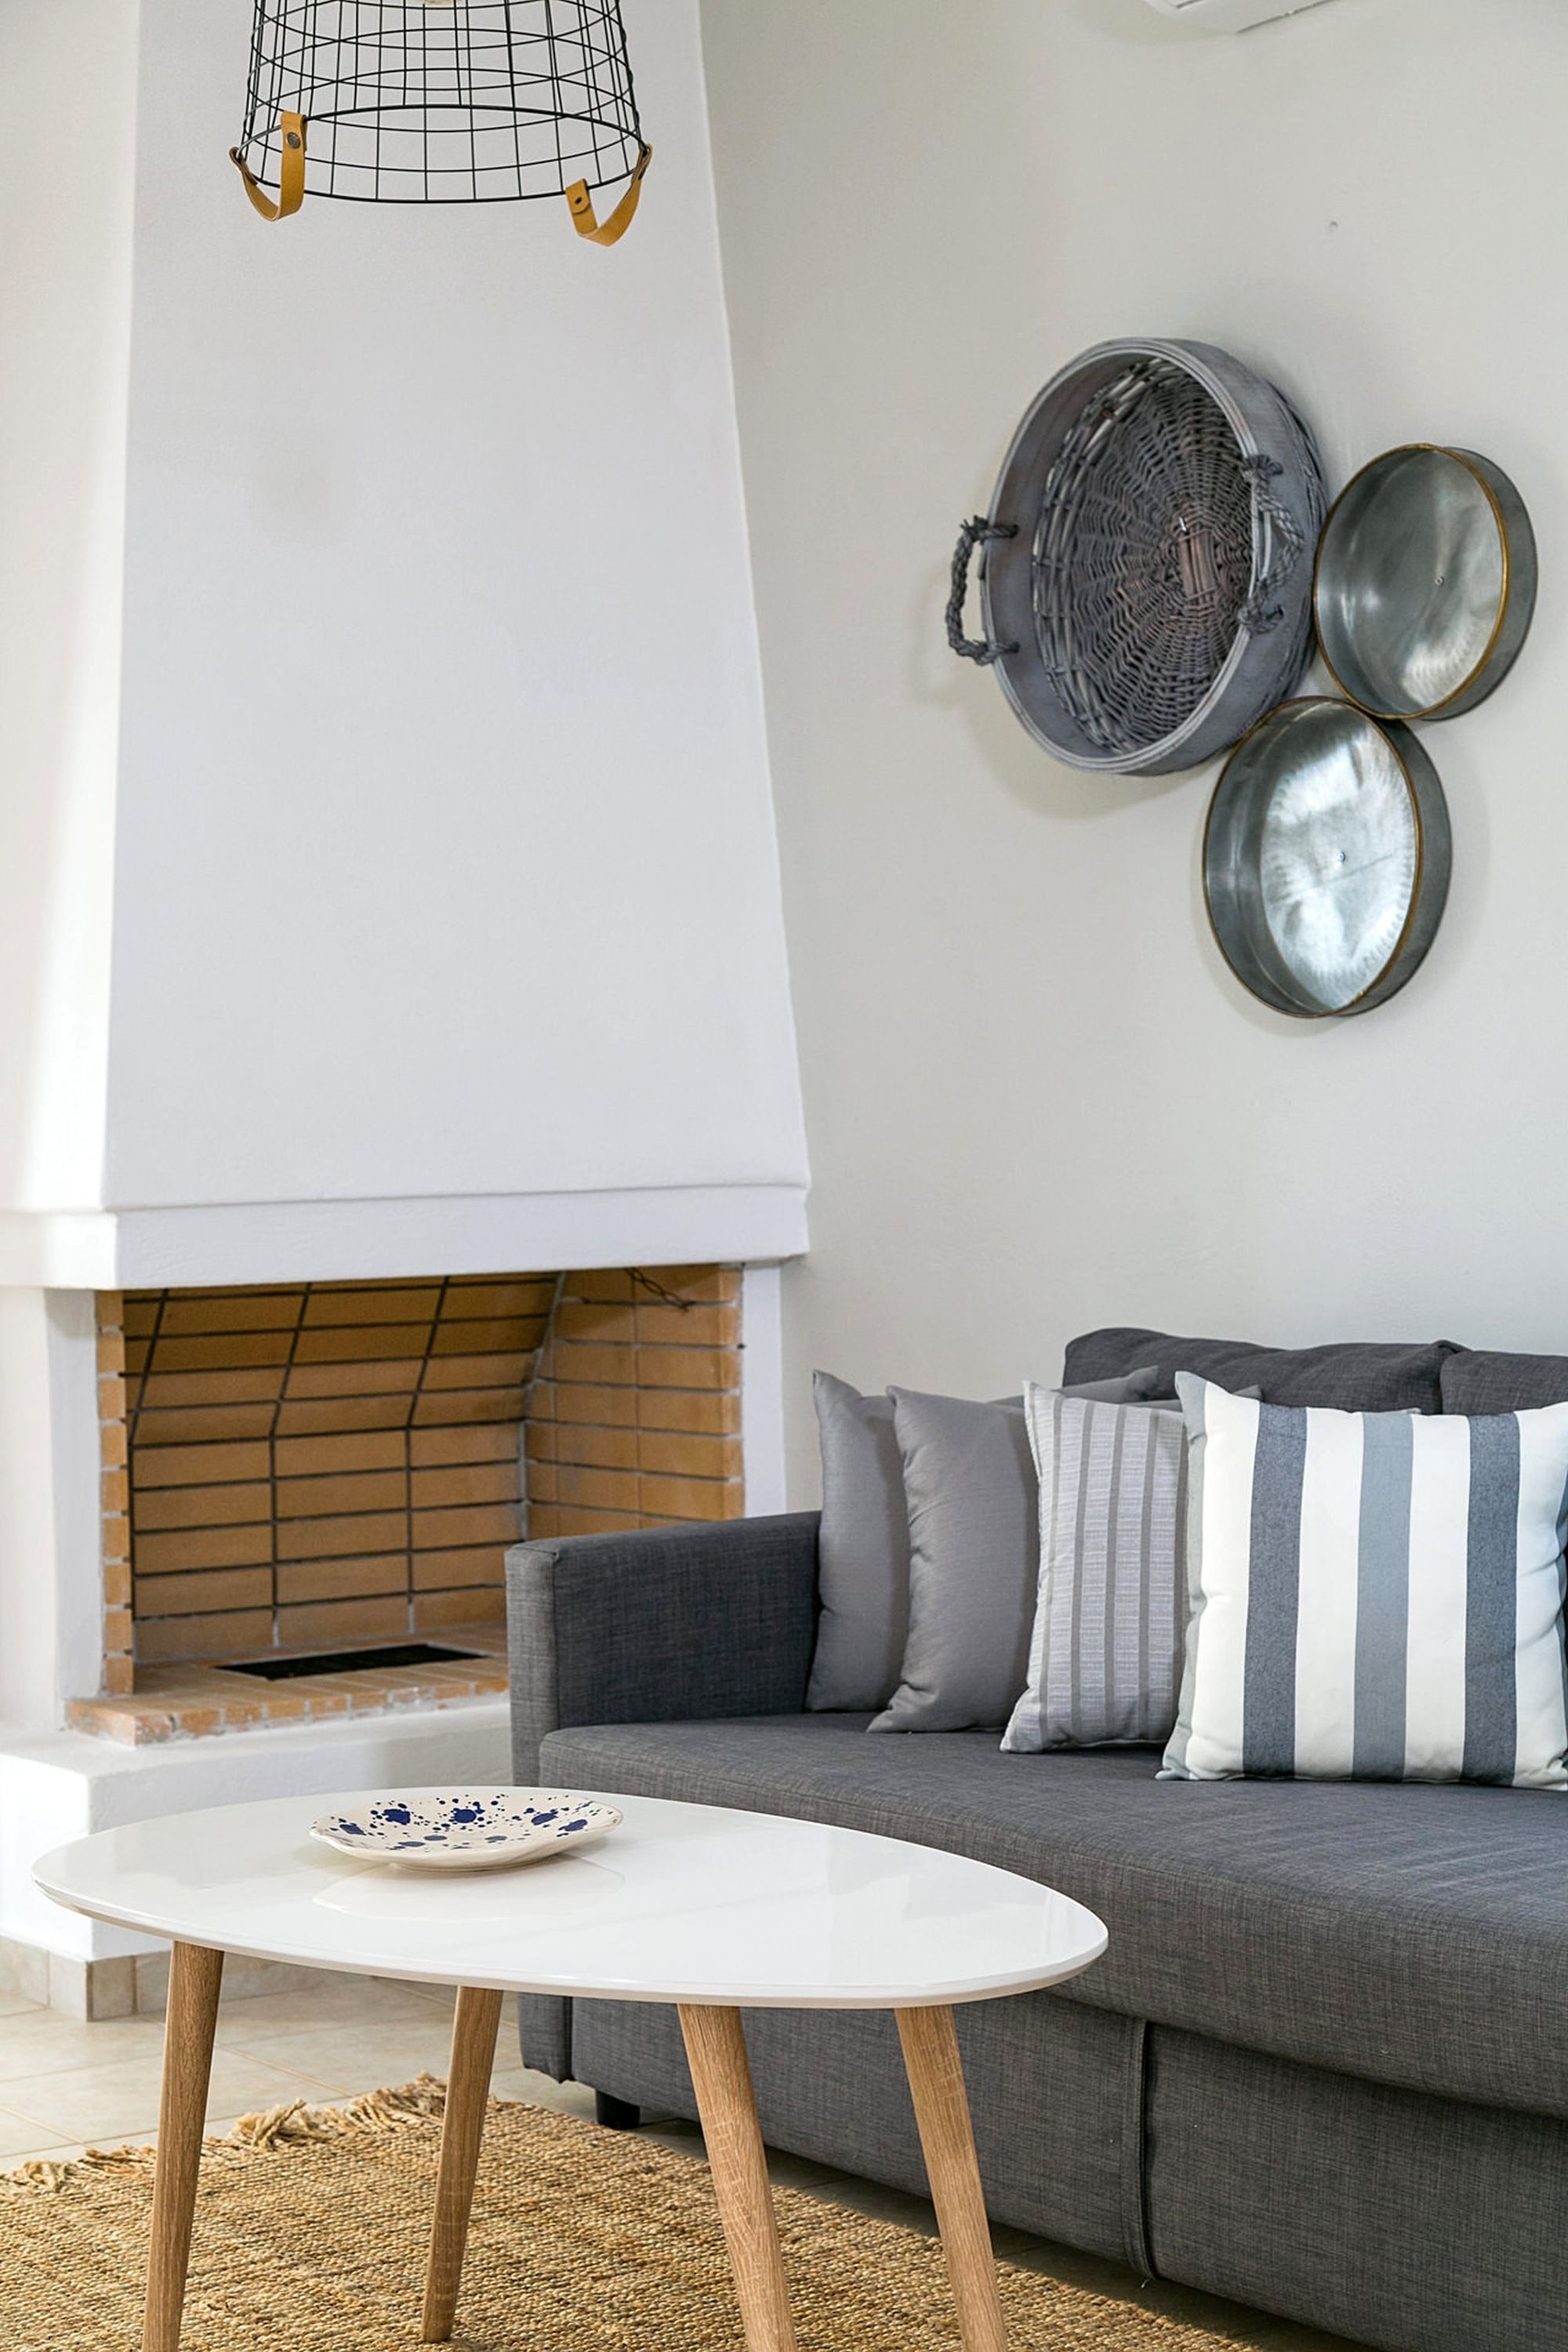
[{"xmin": 36, "ymin": 1788, "xmax": 1107, "ymax": 2352}]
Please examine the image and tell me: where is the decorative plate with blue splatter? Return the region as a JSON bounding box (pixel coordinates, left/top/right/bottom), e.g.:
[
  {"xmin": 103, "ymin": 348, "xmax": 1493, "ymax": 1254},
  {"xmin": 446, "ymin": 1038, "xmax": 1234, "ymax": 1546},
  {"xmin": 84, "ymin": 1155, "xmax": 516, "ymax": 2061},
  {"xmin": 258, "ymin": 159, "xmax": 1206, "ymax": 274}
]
[{"xmin": 309, "ymin": 1789, "xmax": 622, "ymax": 1872}]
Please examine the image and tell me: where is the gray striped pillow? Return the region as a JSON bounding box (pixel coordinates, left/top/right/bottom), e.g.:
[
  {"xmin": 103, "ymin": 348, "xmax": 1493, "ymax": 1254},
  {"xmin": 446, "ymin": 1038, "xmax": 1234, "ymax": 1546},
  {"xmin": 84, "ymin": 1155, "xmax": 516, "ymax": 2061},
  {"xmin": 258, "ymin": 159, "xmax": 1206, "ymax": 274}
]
[
  {"xmin": 1161, "ymin": 1375, "xmax": 1568, "ymax": 1787},
  {"xmin": 1002, "ymin": 1385, "xmax": 1187, "ymax": 1751}
]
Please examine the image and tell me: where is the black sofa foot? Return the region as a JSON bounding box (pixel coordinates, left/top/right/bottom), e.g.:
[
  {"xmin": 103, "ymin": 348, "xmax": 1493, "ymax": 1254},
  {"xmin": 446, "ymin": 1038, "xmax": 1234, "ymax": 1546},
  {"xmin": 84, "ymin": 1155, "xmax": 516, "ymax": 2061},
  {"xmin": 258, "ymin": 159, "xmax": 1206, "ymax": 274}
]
[{"xmin": 593, "ymin": 2089, "xmax": 642, "ymax": 2131}]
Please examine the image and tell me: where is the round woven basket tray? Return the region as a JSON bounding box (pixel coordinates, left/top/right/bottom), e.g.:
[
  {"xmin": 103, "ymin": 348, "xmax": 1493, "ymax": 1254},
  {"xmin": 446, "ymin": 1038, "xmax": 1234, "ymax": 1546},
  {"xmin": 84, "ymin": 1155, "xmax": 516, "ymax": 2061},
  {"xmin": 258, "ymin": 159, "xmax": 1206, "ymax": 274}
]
[{"xmin": 949, "ymin": 339, "xmax": 1325, "ymax": 777}]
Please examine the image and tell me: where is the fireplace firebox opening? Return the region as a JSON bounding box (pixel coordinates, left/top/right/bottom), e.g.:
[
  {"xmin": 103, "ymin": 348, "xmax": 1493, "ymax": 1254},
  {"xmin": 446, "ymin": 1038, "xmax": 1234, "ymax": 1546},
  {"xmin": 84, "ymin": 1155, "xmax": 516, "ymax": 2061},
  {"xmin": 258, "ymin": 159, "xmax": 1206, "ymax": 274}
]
[{"xmin": 74, "ymin": 1265, "xmax": 744, "ymax": 1741}]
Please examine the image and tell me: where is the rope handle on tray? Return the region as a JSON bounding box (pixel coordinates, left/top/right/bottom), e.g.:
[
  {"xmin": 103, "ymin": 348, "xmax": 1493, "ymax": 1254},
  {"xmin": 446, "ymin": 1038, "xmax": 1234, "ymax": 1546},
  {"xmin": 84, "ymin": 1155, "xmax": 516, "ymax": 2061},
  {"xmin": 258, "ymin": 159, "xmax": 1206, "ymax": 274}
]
[
  {"xmin": 1237, "ymin": 455, "xmax": 1306, "ymax": 637},
  {"xmin": 230, "ymin": 113, "xmax": 307, "ymax": 220},
  {"xmin": 946, "ymin": 517, "xmax": 1019, "ymax": 665}
]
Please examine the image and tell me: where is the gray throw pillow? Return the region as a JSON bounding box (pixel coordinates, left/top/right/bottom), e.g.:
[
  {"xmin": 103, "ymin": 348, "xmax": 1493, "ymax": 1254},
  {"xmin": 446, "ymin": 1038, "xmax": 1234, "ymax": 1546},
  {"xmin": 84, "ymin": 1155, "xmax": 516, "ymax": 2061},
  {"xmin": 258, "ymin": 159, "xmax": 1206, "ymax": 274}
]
[
  {"xmin": 806, "ymin": 1374, "xmax": 910, "ymax": 1711},
  {"xmin": 869, "ymin": 1368, "xmax": 1171, "ymax": 1734}
]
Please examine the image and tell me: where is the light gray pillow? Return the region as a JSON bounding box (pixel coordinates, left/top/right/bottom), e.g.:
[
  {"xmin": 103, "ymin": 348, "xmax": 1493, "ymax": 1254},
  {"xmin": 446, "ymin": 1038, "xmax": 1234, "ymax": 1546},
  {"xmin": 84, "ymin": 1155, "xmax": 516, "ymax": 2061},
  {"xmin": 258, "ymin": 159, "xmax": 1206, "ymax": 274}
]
[
  {"xmin": 868, "ymin": 1368, "xmax": 1172, "ymax": 1733},
  {"xmin": 1003, "ymin": 1385, "xmax": 1188, "ymax": 1751},
  {"xmin": 806, "ymin": 1373, "xmax": 909, "ymax": 1711}
]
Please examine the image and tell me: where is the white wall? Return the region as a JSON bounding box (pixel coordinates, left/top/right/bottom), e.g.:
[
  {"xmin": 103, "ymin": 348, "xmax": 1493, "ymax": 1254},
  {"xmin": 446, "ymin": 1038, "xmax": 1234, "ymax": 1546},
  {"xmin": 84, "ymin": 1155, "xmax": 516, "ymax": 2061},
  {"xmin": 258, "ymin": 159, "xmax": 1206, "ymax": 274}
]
[
  {"xmin": 699, "ymin": 0, "xmax": 1568, "ymax": 1493},
  {"xmin": 0, "ymin": 1292, "xmax": 103, "ymax": 1732},
  {"xmin": 0, "ymin": 1, "xmax": 136, "ymax": 1215}
]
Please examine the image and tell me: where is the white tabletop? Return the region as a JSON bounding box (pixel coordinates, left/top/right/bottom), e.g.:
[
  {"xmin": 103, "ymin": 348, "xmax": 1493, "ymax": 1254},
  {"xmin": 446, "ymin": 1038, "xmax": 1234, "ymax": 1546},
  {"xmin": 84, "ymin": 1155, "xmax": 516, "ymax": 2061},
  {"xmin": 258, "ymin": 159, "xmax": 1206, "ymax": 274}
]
[{"xmin": 35, "ymin": 1788, "xmax": 1107, "ymax": 2010}]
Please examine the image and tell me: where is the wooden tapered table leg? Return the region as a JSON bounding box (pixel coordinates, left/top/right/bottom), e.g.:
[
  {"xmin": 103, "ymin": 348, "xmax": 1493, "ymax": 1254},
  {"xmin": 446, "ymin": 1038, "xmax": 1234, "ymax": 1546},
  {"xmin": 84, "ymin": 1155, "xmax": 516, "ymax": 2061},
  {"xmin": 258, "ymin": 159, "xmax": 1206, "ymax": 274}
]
[
  {"xmin": 680, "ymin": 2005, "xmax": 798, "ymax": 2352},
  {"xmin": 143, "ymin": 1942, "xmax": 224, "ymax": 2352},
  {"xmin": 421, "ymin": 1984, "xmax": 504, "ymax": 2342},
  {"xmin": 898, "ymin": 2005, "xmax": 1008, "ymax": 2352}
]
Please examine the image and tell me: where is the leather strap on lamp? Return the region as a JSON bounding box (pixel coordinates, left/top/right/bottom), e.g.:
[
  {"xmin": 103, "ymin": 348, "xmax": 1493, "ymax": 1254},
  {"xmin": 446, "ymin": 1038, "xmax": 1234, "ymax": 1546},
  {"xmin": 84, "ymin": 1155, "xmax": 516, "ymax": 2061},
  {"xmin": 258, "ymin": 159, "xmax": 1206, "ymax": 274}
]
[
  {"xmin": 567, "ymin": 143, "xmax": 652, "ymax": 245},
  {"xmin": 230, "ymin": 111, "xmax": 307, "ymax": 221}
]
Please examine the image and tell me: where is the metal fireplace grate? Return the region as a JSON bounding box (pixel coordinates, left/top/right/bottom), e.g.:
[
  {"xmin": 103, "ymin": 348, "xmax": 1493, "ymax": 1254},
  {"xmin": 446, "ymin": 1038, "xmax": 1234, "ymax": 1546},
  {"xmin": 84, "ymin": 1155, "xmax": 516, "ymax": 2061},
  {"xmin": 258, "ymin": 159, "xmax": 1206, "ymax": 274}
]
[{"xmin": 228, "ymin": 1642, "xmax": 485, "ymax": 1681}]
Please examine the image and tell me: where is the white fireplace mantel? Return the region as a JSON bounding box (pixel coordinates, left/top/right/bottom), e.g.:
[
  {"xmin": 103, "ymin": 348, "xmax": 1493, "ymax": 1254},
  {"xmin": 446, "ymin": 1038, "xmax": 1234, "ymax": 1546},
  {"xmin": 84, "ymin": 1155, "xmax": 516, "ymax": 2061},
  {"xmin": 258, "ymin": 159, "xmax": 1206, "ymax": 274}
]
[{"xmin": 0, "ymin": 1187, "xmax": 808, "ymax": 1293}]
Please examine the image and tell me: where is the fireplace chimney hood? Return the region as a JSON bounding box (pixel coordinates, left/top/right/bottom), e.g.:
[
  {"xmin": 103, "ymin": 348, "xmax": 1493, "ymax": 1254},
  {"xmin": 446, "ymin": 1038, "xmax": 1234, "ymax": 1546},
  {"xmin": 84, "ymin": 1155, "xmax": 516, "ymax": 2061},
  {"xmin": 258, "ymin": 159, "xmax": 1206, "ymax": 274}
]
[{"xmin": 0, "ymin": 0, "xmax": 808, "ymax": 1293}]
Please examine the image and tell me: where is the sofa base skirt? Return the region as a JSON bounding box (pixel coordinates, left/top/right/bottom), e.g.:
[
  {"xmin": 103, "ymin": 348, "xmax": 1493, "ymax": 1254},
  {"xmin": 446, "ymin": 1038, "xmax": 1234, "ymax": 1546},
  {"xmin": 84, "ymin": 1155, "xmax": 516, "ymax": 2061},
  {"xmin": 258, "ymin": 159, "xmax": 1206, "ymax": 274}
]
[
  {"xmin": 550, "ymin": 1996, "xmax": 1568, "ymax": 2352},
  {"xmin": 517, "ymin": 1992, "xmax": 572, "ymax": 2082},
  {"xmin": 565, "ymin": 1990, "xmax": 1150, "ymax": 2271},
  {"xmin": 1145, "ymin": 2027, "xmax": 1568, "ymax": 2352}
]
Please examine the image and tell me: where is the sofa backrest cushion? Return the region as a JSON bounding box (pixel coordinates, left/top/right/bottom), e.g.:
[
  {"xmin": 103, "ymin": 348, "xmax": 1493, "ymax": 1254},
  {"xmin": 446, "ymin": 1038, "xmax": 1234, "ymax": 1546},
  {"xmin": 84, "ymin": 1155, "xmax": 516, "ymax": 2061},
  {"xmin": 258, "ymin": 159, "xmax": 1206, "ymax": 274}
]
[
  {"xmin": 1064, "ymin": 1327, "xmax": 1458, "ymax": 1414},
  {"xmin": 1440, "ymin": 1350, "xmax": 1568, "ymax": 1414}
]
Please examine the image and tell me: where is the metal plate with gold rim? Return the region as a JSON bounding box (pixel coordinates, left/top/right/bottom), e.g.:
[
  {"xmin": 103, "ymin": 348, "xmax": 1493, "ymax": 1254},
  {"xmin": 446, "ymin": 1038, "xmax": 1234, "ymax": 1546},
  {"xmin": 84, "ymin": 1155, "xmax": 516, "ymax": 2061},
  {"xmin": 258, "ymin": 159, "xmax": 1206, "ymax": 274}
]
[
  {"xmin": 1204, "ymin": 699, "xmax": 1451, "ymax": 1018},
  {"xmin": 1313, "ymin": 445, "xmax": 1536, "ymax": 720}
]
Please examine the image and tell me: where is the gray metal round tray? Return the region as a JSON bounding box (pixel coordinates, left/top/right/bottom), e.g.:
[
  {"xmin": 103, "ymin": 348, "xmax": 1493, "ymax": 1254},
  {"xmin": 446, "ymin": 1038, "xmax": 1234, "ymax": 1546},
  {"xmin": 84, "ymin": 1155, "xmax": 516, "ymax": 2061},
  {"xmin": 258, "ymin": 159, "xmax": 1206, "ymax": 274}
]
[
  {"xmin": 1313, "ymin": 444, "xmax": 1536, "ymax": 721},
  {"xmin": 948, "ymin": 339, "xmax": 1325, "ymax": 776},
  {"xmin": 1203, "ymin": 698, "xmax": 1450, "ymax": 1018}
]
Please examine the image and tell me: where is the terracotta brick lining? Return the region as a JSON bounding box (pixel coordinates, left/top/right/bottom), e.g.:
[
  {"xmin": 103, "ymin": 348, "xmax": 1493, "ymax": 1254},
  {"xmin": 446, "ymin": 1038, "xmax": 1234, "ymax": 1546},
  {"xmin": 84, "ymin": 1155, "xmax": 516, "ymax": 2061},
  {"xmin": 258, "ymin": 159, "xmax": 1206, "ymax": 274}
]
[
  {"xmin": 78, "ymin": 1265, "xmax": 745, "ymax": 1742},
  {"xmin": 97, "ymin": 1295, "xmax": 134, "ymax": 1699},
  {"xmin": 525, "ymin": 1268, "xmax": 744, "ymax": 1538}
]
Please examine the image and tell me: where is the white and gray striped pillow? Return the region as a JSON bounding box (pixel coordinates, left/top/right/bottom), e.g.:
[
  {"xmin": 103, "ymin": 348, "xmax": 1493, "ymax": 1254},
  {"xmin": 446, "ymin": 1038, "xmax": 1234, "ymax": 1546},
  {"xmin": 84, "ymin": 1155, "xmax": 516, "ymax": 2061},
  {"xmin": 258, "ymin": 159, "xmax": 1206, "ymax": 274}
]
[
  {"xmin": 1161, "ymin": 1375, "xmax": 1568, "ymax": 1788},
  {"xmin": 1002, "ymin": 1385, "xmax": 1187, "ymax": 1751}
]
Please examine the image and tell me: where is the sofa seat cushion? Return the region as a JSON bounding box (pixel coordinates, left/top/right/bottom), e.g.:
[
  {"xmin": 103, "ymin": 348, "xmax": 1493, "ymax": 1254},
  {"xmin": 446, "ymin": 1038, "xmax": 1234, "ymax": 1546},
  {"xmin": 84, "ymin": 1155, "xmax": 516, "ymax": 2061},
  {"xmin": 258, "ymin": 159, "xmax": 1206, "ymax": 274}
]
[{"xmin": 539, "ymin": 1712, "xmax": 1568, "ymax": 2120}]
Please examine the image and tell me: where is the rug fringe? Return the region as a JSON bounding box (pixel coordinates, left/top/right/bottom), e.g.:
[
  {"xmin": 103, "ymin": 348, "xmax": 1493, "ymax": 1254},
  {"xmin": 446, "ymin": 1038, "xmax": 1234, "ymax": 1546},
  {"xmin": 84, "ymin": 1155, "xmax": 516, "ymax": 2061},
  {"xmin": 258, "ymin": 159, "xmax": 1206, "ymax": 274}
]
[
  {"xmin": 230, "ymin": 2071, "xmax": 449, "ymax": 2149},
  {"xmin": 0, "ymin": 2075, "xmax": 452, "ymax": 2197},
  {"xmin": 1, "ymin": 2145, "xmax": 152, "ymax": 2197}
]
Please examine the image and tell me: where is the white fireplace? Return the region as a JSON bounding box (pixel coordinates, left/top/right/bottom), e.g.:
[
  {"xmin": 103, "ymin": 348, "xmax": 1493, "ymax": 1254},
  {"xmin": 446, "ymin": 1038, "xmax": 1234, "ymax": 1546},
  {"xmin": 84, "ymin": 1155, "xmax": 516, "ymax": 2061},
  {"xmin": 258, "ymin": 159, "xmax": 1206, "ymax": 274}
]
[
  {"xmin": 0, "ymin": 1261, "xmax": 785, "ymax": 2013},
  {"xmin": 0, "ymin": 0, "xmax": 807, "ymax": 2009}
]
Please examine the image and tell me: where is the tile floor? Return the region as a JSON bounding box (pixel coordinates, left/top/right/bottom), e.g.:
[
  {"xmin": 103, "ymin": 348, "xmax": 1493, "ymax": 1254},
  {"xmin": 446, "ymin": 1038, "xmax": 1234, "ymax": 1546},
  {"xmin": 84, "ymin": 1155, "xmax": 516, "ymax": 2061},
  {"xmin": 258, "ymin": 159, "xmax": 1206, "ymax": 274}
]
[{"xmin": 0, "ymin": 1974, "xmax": 1357, "ymax": 2350}]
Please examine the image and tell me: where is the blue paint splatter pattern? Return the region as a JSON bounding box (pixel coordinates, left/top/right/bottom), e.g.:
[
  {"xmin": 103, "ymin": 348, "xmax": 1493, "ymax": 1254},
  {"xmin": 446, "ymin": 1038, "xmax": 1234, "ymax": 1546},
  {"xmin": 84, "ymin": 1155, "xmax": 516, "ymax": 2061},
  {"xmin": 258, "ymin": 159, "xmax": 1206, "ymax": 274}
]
[{"xmin": 311, "ymin": 1791, "xmax": 618, "ymax": 1867}]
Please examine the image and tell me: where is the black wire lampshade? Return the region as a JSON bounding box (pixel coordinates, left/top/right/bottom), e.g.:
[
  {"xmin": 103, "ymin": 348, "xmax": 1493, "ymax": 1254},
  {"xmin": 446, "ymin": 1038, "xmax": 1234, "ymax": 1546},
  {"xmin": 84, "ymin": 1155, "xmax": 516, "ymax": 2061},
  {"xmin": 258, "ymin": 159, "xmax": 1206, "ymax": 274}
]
[{"xmin": 230, "ymin": 1, "xmax": 651, "ymax": 239}]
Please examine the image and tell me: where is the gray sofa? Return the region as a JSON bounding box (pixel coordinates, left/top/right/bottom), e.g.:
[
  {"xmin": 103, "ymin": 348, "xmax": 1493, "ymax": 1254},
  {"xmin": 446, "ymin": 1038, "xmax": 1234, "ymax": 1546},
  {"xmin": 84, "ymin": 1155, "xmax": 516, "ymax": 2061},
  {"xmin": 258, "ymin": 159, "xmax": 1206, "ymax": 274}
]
[{"xmin": 506, "ymin": 1332, "xmax": 1568, "ymax": 2352}]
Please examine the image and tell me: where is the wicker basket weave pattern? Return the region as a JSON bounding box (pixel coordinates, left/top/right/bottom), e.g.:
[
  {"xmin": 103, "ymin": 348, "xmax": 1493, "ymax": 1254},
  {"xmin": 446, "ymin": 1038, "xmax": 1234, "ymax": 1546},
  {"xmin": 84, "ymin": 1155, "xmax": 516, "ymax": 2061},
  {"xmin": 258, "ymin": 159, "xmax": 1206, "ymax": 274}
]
[
  {"xmin": 955, "ymin": 339, "xmax": 1326, "ymax": 777},
  {"xmin": 1033, "ymin": 360, "xmax": 1260, "ymax": 757}
]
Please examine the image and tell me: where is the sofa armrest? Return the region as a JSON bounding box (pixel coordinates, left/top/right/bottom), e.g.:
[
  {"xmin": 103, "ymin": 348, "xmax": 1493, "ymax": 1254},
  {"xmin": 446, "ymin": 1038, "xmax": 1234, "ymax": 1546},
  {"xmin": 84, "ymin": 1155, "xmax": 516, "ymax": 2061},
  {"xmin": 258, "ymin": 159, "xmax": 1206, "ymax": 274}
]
[{"xmin": 506, "ymin": 1512, "xmax": 821, "ymax": 1780}]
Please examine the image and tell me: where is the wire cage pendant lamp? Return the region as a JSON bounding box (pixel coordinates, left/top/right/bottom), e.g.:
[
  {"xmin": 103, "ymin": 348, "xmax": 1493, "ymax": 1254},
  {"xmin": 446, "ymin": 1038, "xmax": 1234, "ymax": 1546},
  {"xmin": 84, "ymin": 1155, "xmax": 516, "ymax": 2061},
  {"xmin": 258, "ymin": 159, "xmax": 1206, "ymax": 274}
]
[{"xmin": 230, "ymin": 0, "xmax": 651, "ymax": 240}]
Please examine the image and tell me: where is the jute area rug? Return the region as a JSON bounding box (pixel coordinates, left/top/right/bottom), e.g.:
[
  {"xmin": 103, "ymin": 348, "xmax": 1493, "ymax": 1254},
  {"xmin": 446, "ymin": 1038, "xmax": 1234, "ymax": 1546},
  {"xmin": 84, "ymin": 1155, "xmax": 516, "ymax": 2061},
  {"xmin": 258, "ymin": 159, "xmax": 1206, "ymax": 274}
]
[{"xmin": 1, "ymin": 2077, "xmax": 1237, "ymax": 2351}]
